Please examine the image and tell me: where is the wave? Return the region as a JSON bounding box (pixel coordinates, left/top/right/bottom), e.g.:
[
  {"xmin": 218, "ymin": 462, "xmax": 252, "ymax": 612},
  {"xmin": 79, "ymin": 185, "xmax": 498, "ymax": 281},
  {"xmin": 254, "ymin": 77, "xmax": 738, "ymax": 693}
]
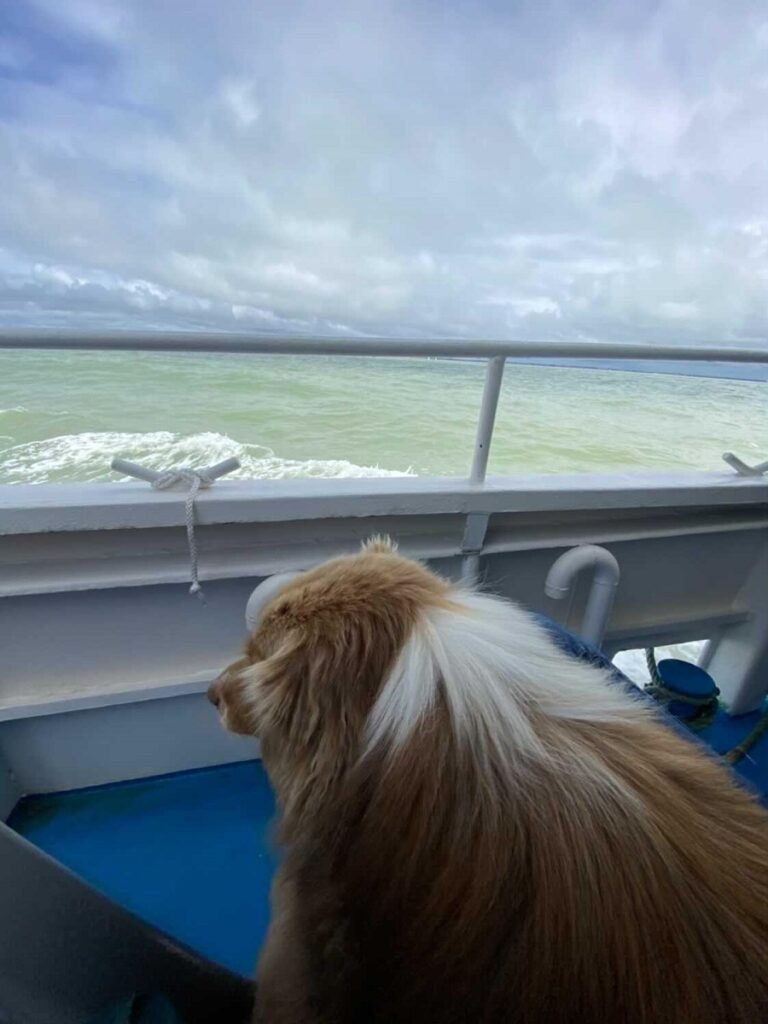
[{"xmin": 0, "ymin": 430, "xmax": 415, "ymax": 485}]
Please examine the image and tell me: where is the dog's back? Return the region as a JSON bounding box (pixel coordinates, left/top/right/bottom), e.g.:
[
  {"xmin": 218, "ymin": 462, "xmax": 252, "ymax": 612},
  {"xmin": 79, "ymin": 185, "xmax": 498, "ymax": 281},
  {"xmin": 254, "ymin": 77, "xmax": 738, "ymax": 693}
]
[
  {"xmin": 213, "ymin": 545, "xmax": 768, "ymax": 1024},
  {"xmin": 290, "ymin": 710, "xmax": 768, "ymax": 1023}
]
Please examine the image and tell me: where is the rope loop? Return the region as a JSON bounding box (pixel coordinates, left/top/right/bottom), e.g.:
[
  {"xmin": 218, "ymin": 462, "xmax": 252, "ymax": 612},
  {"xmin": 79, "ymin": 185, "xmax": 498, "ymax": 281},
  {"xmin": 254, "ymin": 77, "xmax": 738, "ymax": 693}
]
[
  {"xmin": 151, "ymin": 469, "xmax": 216, "ymax": 600},
  {"xmin": 644, "ymin": 648, "xmax": 719, "ymax": 731}
]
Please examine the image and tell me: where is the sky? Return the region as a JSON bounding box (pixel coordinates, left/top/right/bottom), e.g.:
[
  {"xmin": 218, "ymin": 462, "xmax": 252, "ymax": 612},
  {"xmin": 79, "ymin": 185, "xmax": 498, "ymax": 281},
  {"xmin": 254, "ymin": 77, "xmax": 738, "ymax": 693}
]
[{"xmin": 0, "ymin": 0, "xmax": 767, "ymax": 347}]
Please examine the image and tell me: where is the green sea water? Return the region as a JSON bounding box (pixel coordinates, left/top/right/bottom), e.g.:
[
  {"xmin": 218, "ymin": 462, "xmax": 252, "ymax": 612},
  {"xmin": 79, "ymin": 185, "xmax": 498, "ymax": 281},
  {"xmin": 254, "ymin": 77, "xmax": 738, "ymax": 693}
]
[{"xmin": 0, "ymin": 350, "xmax": 765, "ymax": 484}]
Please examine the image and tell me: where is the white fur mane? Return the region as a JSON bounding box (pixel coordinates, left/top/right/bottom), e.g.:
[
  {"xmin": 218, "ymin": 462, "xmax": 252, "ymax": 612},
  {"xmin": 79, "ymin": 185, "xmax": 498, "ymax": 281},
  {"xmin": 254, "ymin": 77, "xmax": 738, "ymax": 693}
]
[{"xmin": 366, "ymin": 589, "xmax": 648, "ymax": 758}]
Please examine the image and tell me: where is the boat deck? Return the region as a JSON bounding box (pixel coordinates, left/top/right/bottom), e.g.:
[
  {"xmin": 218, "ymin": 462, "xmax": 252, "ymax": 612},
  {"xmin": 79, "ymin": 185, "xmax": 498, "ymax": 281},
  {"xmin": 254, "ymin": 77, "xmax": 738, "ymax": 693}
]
[
  {"xmin": 8, "ymin": 705, "xmax": 768, "ymax": 979},
  {"xmin": 8, "ymin": 760, "xmax": 276, "ymax": 977}
]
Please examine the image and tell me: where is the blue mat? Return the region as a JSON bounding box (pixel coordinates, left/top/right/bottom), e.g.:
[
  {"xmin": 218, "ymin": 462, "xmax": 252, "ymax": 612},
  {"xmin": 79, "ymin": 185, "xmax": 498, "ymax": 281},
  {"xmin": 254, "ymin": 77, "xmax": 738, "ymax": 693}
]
[{"xmin": 9, "ymin": 760, "xmax": 277, "ymax": 977}]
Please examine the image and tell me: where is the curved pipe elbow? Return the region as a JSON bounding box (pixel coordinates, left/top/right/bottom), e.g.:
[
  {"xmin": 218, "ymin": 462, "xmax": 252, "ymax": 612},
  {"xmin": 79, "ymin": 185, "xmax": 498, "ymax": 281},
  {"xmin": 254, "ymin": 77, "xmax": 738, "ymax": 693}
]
[
  {"xmin": 544, "ymin": 545, "xmax": 620, "ymax": 647},
  {"xmin": 544, "ymin": 545, "xmax": 620, "ymax": 600}
]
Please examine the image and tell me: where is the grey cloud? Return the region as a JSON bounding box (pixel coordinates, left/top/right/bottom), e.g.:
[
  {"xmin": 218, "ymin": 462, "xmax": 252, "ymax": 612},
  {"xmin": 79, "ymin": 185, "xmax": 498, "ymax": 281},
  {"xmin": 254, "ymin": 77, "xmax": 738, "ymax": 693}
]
[{"xmin": 0, "ymin": 0, "xmax": 766, "ymax": 346}]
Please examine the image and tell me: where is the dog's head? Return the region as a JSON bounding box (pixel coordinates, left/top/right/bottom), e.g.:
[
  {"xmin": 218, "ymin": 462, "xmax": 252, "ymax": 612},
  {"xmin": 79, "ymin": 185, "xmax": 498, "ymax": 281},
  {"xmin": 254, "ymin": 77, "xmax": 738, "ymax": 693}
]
[
  {"xmin": 208, "ymin": 537, "xmax": 450, "ymax": 815},
  {"xmin": 209, "ymin": 531, "xmax": 652, "ymax": 832}
]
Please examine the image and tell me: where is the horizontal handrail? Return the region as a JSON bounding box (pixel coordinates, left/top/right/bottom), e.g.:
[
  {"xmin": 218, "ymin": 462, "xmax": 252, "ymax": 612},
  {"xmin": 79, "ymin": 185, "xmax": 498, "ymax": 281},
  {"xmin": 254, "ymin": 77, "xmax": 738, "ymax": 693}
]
[{"xmin": 1, "ymin": 329, "xmax": 767, "ymax": 363}]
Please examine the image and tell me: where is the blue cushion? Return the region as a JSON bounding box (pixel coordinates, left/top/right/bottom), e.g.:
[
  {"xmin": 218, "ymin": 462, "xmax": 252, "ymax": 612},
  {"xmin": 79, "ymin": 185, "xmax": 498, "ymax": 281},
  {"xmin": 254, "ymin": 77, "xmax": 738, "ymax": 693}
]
[{"xmin": 529, "ymin": 612, "xmax": 706, "ymax": 748}]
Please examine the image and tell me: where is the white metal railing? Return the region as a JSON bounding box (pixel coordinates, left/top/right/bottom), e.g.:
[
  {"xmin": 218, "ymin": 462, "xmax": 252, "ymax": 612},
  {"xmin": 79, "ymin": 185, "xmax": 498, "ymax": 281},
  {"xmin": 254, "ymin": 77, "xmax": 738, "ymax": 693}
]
[
  {"xmin": 2, "ymin": 328, "xmax": 767, "ymax": 362},
  {"xmin": 4, "ymin": 329, "xmax": 766, "ymax": 584},
  {"xmin": 2, "ymin": 330, "xmax": 767, "ymax": 721},
  {"xmin": 2, "ymin": 329, "xmax": 767, "ymax": 489}
]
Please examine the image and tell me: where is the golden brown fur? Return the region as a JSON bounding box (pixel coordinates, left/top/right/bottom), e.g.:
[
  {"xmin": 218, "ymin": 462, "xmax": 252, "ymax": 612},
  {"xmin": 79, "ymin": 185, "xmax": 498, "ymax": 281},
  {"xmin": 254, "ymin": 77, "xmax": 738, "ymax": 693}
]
[{"xmin": 210, "ymin": 539, "xmax": 768, "ymax": 1023}]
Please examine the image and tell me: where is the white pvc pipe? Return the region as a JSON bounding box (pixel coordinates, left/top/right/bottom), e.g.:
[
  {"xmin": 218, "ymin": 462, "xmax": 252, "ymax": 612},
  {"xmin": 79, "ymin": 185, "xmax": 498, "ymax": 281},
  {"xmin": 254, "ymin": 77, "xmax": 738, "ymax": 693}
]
[{"xmin": 545, "ymin": 544, "xmax": 620, "ymax": 647}]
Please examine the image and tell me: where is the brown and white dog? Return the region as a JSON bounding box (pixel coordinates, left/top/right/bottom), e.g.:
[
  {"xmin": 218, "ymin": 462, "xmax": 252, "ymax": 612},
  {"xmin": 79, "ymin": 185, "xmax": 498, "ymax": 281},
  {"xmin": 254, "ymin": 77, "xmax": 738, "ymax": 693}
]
[{"xmin": 209, "ymin": 538, "xmax": 768, "ymax": 1024}]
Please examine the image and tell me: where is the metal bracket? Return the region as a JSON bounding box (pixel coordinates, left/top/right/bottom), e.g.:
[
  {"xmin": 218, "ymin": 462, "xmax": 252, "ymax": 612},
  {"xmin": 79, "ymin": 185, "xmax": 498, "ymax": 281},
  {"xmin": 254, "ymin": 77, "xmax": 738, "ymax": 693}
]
[
  {"xmin": 722, "ymin": 452, "xmax": 768, "ymax": 478},
  {"xmin": 461, "ymin": 511, "xmax": 490, "ymax": 555},
  {"xmin": 461, "ymin": 512, "xmax": 490, "ymax": 583}
]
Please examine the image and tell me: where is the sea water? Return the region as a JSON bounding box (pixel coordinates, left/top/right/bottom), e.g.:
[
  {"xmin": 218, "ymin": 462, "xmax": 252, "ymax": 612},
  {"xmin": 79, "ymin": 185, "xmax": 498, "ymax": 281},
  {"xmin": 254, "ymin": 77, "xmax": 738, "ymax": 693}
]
[{"xmin": 1, "ymin": 349, "xmax": 765, "ymax": 484}]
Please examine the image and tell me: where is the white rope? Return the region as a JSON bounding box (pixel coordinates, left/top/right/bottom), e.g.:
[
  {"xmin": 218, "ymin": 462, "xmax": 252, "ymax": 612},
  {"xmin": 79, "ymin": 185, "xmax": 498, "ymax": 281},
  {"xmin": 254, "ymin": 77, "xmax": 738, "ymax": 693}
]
[
  {"xmin": 151, "ymin": 468, "xmax": 215, "ymax": 600},
  {"xmin": 111, "ymin": 456, "xmax": 241, "ymax": 600}
]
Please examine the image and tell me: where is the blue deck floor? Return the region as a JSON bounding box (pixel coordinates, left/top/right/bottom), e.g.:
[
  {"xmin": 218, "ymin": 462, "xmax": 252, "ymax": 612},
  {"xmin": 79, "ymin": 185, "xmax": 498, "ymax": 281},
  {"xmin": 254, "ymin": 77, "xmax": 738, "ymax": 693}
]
[
  {"xmin": 698, "ymin": 705, "xmax": 768, "ymax": 802},
  {"xmin": 8, "ymin": 760, "xmax": 277, "ymax": 977},
  {"xmin": 8, "ymin": 708, "xmax": 768, "ymax": 981}
]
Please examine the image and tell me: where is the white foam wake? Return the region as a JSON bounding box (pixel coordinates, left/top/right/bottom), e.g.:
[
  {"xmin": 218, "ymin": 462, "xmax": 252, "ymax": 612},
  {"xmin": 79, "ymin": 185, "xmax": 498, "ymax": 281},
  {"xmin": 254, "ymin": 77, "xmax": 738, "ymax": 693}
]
[{"xmin": 0, "ymin": 430, "xmax": 415, "ymax": 484}]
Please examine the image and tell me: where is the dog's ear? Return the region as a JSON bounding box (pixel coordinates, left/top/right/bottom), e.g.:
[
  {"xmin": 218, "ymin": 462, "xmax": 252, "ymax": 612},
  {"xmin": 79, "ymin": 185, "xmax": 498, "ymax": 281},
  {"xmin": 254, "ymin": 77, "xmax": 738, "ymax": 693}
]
[
  {"xmin": 362, "ymin": 534, "xmax": 398, "ymax": 554},
  {"xmin": 247, "ymin": 626, "xmax": 374, "ymax": 828},
  {"xmin": 252, "ymin": 621, "xmax": 376, "ymax": 745}
]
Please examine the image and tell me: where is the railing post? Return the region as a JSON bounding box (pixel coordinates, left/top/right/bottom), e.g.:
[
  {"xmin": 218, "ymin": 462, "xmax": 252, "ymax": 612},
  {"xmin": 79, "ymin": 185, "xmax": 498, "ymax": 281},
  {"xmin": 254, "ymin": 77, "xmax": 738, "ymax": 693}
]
[
  {"xmin": 463, "ymin": 356, "xmax": 506, "ymax": 582},
  {"xmin": 469, "ymin": 356, "xmax": 506, "ymax": 485}
]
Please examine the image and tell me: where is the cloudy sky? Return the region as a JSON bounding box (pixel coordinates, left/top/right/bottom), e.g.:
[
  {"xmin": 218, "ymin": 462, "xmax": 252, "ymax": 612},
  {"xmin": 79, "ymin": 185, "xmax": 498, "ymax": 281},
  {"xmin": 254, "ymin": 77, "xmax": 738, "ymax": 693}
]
[{"xmin": 1, "ymin": 0, "xmax": 767, "ymax": 346}]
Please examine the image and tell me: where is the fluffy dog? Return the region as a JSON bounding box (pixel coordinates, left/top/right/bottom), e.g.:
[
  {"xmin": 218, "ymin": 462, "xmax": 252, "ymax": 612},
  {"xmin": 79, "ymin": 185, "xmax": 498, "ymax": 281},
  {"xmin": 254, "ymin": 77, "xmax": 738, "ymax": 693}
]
[{"xmin": 209, "ymin": 538, "xmax": 768, "ymax": 1024}]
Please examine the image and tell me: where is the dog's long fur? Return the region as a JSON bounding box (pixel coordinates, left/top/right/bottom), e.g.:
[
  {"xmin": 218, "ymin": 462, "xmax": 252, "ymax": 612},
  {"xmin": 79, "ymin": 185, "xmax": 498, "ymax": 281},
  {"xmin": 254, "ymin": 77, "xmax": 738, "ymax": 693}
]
[{"xmin": 211, "ymin": 540, "xmax": 768, "ymax": 1024}]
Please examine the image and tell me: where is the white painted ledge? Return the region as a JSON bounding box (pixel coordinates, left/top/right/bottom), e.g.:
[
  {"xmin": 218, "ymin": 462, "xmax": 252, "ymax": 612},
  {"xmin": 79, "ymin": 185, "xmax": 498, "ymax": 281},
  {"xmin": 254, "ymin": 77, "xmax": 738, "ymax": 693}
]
[
  {"xmin": 1, "ymin": 471, "xmax": 765, "ymax": 535},
  {"xmin": 0, "ymin": 671, "xmax": 214, "ymax": 722}
]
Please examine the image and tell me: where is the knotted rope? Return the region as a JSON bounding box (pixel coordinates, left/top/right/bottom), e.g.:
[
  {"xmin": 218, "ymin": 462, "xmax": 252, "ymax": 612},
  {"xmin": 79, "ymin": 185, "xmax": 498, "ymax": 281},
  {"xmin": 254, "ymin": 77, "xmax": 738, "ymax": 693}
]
[
  {"xmin": 151, "ymin": 468, "xmax": 216, "ymax": 599},
  {"xmin": 111, "ymin": 456, "xmax": 240, "ymax": 600}
]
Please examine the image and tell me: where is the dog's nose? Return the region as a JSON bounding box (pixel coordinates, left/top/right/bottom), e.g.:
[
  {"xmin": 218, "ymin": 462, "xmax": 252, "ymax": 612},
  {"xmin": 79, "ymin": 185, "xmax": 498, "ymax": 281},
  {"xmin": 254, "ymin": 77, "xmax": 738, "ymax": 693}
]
[{"xmin": 207, "ymin": 681, "xmax": 221, "ymax": 708}]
